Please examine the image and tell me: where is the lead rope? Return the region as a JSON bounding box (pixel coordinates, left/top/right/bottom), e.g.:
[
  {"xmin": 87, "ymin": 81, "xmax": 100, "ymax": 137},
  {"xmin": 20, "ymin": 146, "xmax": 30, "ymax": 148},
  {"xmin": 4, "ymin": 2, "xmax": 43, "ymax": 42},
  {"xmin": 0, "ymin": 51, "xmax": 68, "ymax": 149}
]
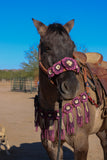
[{"xmin": 57, "ymin": 99, "xmax": 62, "ymax": 160}]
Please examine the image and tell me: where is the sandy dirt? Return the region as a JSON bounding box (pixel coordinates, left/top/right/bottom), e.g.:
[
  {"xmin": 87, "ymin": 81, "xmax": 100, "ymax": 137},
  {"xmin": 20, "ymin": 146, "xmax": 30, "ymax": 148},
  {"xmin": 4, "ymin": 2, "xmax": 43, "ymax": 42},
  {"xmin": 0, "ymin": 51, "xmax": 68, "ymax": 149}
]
[{"xmin": 0, "ymin": 81, "xmax": 104, "ymax": 160}]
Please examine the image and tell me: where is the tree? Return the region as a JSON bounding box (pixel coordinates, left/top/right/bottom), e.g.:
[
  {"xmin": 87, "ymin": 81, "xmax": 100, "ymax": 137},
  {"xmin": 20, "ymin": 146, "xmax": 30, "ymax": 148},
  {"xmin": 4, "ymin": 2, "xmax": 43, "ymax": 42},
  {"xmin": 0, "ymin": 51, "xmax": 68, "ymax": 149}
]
[
  {"xmin": 75, "ymin": 44, "xmax": 88, "ymax": 53},
  {"xmin": 21, "ymin": 46, "xmax": 39, "ymax": 73},
  {"xmin": 21, "ymin": 44, "xmax": 87, "ymax": 78}
]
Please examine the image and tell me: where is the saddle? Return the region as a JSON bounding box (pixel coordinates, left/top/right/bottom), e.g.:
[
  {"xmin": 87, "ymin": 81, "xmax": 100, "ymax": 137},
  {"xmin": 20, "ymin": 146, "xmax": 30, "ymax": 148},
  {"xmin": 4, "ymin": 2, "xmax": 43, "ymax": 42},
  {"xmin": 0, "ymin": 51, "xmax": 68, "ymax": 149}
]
[
  {"xmin": 74, "ymin": 51, "xmax": 107, "ymax": 96},
  {"xmin": 85, "ymin": 52, "xmax": 107, "ymax": 96},
  {"xmin": 73, "ymin": 51, "xmax": 107, "ymax": 124}
]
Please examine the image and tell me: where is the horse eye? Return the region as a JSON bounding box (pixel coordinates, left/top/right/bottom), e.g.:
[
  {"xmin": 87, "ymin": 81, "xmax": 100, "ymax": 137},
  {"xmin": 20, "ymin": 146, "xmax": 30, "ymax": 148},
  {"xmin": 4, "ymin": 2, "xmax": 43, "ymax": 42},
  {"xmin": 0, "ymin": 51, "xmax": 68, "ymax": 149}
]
[
  {"xmin": 46, "ymin": 47, "xmax": 50, "ymax": 50},
  {"xmin": 45, "ymin": 47, "xmax": 51, "ymax": 52}
]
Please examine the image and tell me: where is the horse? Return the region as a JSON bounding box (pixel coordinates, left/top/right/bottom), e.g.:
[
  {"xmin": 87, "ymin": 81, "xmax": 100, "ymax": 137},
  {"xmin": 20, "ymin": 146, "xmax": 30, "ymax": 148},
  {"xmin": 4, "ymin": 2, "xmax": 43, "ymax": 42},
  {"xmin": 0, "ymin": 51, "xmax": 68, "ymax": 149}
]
[{"xmin": 32, "ymin": 18, "xmax": 107, "ymax": 160}]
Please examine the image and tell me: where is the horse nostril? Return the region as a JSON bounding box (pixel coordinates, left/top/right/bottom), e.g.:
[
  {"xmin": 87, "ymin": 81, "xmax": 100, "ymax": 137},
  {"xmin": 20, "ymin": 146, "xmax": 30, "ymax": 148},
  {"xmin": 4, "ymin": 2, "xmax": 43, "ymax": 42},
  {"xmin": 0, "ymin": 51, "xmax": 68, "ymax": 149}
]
[{"xmin": 61, "ymin": 81, "xmax": 69, "ymax": 94}]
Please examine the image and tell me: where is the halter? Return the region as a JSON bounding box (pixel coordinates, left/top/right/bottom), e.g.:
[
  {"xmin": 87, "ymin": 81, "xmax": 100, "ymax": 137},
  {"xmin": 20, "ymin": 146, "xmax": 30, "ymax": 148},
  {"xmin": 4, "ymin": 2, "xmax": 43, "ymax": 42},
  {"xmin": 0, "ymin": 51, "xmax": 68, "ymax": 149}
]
[
  {"xmin": 39, "ymin": 49, "xmax": 80, "ymax": 79},
  {"xmin": 39, "ymin": 47, "xmax": 99, "ymax": 107}
]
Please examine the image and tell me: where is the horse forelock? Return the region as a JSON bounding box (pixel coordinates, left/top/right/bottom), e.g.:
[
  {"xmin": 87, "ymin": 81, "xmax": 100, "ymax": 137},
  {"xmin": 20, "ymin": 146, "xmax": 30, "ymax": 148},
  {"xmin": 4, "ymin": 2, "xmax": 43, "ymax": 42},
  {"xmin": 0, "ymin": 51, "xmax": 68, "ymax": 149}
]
[{"xmin": 46, "ymin": 23, "xmax": 69, "ymax": 36}]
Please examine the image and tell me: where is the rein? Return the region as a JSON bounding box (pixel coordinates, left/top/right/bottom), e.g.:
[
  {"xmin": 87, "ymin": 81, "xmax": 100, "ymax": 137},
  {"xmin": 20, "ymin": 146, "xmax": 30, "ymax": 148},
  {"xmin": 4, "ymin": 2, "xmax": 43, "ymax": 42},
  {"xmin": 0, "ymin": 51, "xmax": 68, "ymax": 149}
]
[{"xmin": 57, "ymin": 99, "xmax": 62, "ymax": 160}]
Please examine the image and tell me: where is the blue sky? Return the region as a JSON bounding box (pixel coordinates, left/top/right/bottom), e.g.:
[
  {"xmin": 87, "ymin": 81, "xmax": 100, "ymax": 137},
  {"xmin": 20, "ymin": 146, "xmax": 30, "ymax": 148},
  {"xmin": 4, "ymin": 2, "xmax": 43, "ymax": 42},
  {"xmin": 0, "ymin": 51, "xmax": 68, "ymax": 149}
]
[{"xmin": 0, "ymin": 0, "xmax": 107, "ymax": 69}]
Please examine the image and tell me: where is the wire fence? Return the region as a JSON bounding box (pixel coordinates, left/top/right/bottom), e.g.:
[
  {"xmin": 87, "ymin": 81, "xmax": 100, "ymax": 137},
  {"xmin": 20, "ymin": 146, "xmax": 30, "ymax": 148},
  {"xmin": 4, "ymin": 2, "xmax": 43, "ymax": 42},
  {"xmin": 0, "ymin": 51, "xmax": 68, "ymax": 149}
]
[{"xmin": 11, "ymin": 78, "xmax": 38, "ymax": 93}]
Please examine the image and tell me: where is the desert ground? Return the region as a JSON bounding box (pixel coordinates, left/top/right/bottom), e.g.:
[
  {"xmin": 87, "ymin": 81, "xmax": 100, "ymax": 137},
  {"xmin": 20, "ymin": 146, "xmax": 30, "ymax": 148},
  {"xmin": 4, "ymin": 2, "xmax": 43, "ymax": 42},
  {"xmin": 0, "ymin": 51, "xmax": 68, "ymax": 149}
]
[{"xmin": 0, "ymin": 81, "xmax": 104, "ymax": 160}]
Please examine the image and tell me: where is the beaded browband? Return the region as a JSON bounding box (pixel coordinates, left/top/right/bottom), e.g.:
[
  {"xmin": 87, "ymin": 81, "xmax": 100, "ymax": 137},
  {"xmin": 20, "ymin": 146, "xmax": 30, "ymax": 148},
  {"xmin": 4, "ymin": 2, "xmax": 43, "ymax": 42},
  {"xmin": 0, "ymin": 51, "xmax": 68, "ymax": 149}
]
[
  {"xmin": 39, "ymin": 48, "xmax": 80, "ymax": 78},
  {"xmin": 48, "ymin": 57, "xmax": 80, "ymax": 78}
]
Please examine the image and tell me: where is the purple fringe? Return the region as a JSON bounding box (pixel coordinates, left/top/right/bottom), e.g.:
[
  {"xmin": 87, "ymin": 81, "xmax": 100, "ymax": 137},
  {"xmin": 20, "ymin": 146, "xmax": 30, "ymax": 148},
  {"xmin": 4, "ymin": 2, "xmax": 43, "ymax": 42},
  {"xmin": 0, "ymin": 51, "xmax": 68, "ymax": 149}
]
[
  {"xmin": 34, "ymin": 92, "xmax": 90, "ymax": 142},
  {"xmin": 63, "ymin": 103, "xmax": 74, "ymax": 134},
  {"xmin": 72, "ymin": 97, "xmax": 83, "ymax": 127},
  {"xmin": 76, "ymin": 109, "xmax": 83, "ymax": 127},
  {"xmin": 48, "ymin": 129, "xmax": 55, "ymax": 141},
  {"xmin": 83, "ymin": 102, "xmax": 90, "ymax": 123},
  {"xmin": 67, "ymin": 113, "xmax": 74, "ymax": 134},
  {"xmin": 80, "ymin": 92, "xmax": 90, "ymax": 123}
]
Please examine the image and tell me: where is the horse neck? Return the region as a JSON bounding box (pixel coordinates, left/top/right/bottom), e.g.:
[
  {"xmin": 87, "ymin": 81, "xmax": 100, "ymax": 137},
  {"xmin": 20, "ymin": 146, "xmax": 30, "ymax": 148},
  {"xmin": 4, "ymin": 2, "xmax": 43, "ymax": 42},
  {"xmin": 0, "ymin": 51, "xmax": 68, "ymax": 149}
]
[
  {"xmin": 39, "ymin": 69, "xmax": 58, "ymax": 110},
  {"xmin": 75, "ymin": 73, "xmax": 86, "ymax": 95}
]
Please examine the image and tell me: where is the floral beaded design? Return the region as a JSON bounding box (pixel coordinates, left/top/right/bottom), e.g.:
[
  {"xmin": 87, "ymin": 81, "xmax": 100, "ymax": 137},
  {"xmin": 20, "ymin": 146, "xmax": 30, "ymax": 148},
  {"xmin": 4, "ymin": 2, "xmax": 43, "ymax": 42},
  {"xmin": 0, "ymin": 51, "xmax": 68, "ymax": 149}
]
[{"xmin": 48, "ymin": 57, "xmax": 80, "ymax": 78}]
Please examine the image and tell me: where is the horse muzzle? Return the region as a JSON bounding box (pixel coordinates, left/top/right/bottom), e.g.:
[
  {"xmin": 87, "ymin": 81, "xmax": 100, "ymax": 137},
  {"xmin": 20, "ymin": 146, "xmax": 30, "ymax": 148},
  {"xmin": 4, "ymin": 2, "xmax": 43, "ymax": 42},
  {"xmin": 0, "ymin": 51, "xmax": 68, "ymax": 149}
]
[{"xmin": 57, "ymin": 78, "xmax": 79, "ymax": 100}]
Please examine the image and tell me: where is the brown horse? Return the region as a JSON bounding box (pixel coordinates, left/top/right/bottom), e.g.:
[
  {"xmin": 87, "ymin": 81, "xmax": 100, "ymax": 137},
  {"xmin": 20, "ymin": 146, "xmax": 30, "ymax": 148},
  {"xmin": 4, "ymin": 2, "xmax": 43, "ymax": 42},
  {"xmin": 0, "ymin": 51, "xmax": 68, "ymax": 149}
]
[{"xmin": 32, "ymin": 18, "xmax": 107, "ymax": 160}]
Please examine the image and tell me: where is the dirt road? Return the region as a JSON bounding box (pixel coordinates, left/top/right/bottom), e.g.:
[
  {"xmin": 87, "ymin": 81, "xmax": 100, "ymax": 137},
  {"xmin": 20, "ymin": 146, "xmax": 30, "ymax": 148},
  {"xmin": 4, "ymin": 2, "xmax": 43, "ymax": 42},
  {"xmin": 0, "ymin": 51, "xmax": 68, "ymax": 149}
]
[{"xmin": 0, "ymin": 82, "xmax": 104, "ymax": 160}]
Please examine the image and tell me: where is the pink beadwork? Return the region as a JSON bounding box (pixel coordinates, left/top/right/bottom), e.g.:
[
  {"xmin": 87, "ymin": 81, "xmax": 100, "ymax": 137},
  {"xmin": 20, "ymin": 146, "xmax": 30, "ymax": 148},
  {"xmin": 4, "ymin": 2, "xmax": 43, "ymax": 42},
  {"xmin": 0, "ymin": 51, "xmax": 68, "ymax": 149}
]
[
  {"xmin": 48, "ymin": 57, "xmax": 80, "ymax": 78},
  {"xmin": 72, "ymin": 97, "xmax": 83, "ymax": 127},
  {"xmin": 80, "ymin": 92, "xmax": 90, "ymax": 123},
  {"xmin": 62, "ymin": 57, "xmax": 80, "ymax": 72},
  {"xmin": 63, "ymin": 103, "xmax": 74, "ymax": 134}
]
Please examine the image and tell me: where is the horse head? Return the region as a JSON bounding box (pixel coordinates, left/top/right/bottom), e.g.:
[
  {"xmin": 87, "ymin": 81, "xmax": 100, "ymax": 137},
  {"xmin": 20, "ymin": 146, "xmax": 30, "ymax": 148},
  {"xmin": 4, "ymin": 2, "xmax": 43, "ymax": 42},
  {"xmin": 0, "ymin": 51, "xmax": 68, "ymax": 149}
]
[{"xmin": 32, "ymin": 19, "xmax": 80, "ymax": 100}]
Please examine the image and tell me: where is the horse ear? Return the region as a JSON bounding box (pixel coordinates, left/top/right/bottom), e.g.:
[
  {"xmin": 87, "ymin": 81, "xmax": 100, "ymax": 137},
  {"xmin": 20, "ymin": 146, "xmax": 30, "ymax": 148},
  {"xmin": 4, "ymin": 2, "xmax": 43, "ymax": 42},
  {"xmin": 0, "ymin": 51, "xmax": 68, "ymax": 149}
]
[
  {"xmin": 32, "ymin": 18, "xmax": 48, "ymax": 37},
  {"xmin": 64, "ymin": 19, "xmax": 75, "ymax": 33}
]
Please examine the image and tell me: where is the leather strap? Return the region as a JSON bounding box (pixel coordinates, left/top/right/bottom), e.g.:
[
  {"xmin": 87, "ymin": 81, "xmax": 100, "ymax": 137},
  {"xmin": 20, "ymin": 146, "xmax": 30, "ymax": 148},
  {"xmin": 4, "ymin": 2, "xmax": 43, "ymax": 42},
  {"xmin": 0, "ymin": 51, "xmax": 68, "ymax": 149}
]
[{"xmin": 86, "ymin": 63, "xmax": 102, "ymax": 106}]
